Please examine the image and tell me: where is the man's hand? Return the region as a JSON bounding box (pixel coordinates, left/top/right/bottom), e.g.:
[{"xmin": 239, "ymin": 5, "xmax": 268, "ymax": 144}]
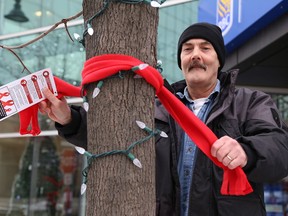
[
  {"xmin": 211, "ymin": 136, "xmax": 247, "ymax": 169},
  {"xmin": 39, "ymin": 87, "xmax": 72, "ymax": 125}
]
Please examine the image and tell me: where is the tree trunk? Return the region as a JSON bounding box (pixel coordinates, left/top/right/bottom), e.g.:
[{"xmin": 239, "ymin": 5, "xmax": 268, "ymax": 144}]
[{"xmin": 82, "ymin": 1, "xmax": 158, "ymax": 215}]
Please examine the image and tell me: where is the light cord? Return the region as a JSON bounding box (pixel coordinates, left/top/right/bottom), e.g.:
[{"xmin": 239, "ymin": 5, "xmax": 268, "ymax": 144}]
[
  {"xmin": 74, "ymin": 0, "xmax": 166, "ymax": 46},
  {"xmin": 76, "ymin": 121, "xmax": 168, "ymax": 194}
]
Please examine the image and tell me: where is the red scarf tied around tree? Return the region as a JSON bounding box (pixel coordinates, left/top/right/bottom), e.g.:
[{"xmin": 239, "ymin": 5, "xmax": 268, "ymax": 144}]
[{"xmin": 19, "ymin": 54, "xmax": 253, "ymax": 195}]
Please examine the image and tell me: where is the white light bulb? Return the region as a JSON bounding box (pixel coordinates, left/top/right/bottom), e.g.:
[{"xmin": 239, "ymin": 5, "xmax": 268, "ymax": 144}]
[
  {"xmin": 88, "ymin": 27, "xmax": 94, "ymax": 36},
  {"xmin": 138, "ymin": 64, "xmax": 149, "ymax": 70},
  {"xmin": 81, "ymin": 183, "xmax": 87, "ymax": 195},
  {"xmin": 83, "ymin": 102, "xmax": 89, "ymax": 112},
  {"xmin": 75, "ymin": 146, "xmax": 86, "ymax": 154},
  {"xmin": 132, "ymin": 64, "xmax": 149, "ymax": 72},
  {"xmin": 151, "ymin": 1, "xmax": 161, "ymax": 7},
  {"xmin": 160, "ymin": 131, "xmax": 168, "ymax": 138},
  {"xmin": 133, "ymin": 158, "xmax": 142, "ymax": 169},
  {"xmin": 73, "ymin": 33, "xmax": 81, "ymax": 40},
  {"xmin": 136, "ymin": 120, "xmax": 146, "ymax": 129},
  {"xmin": 93, "ymin": 87, "xmax": 100, "ymax": 98}
]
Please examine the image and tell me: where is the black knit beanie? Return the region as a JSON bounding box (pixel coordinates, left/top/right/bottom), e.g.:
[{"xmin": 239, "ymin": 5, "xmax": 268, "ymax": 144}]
[{"xmin": 177, "ymin": 22, "xmax": 225, "ymax": 71}]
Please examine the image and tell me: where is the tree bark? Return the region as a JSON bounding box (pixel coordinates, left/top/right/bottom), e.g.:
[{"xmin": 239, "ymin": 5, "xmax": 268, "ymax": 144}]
[{"xmin": 82, "ymin": 1, "xmax": 158, "ymax": 215}]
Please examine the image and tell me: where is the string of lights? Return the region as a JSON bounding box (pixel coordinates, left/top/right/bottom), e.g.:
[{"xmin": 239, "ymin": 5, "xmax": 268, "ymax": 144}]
[
  {"xmin": 76, "ymin": 57, "xmax": 169, "ymax": 195},
  {"xmin": 75, "ymin": 120, "xmax": 168, "ymax": 195},
  {"xmin": 73, "ymin": 0, "xmax": 166, "ymax": 46}
]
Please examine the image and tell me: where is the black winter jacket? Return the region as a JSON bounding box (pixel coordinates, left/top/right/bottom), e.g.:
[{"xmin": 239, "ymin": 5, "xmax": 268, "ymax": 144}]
[{"xmin": 56, "ymin": 69, "xmax": 288, "ymax": 216}]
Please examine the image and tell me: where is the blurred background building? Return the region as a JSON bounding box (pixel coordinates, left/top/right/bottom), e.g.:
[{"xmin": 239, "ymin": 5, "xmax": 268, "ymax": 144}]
[{"xmin": 0, "ymin": 0, "xmax": 287, "ymax": 215}]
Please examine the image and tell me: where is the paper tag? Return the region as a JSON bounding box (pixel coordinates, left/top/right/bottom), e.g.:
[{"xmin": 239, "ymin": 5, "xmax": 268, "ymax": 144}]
[{"xmin": 0, "ymin": 68, "xmax": 57, "ymax": 121}]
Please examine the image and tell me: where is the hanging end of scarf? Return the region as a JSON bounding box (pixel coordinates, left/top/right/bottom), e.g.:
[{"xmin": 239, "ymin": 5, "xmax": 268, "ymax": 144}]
[{"xmin": 220, "ymin": 167, "xmax": 253, "ymax": 195}]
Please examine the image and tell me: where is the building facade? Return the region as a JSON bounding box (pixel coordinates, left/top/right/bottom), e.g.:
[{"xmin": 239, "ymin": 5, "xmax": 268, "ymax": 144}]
[{"xmin": 0, "ymin": 0, "xmax": 287, "ymax": 215}]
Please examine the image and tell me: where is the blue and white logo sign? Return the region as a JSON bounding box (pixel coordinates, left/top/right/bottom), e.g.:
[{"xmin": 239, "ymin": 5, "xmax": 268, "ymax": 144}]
[
  {"xmin": 216, "ymin": 0, "xmax": 233, "ymax": 36},
  {"xmin": 199, "ymin": 0, "xmax": 288, "ymax": 52}
]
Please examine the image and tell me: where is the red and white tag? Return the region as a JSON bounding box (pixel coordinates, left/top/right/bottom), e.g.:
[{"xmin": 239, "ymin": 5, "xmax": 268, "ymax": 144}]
[{"xmin": 0, "ymin": 68, "xmax": 57, "ymax": 121}]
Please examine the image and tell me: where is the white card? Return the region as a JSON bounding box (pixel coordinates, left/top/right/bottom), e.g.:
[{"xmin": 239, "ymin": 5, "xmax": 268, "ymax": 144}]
[{"xmin": 0, "ymin": 68, "xmax": 57, "ymax": 121}]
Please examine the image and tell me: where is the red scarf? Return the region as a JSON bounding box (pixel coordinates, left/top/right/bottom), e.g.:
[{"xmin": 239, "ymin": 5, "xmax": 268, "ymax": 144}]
[{"xmin": 19, "ymin": 54, "xmax": 253, "ymax": 195}]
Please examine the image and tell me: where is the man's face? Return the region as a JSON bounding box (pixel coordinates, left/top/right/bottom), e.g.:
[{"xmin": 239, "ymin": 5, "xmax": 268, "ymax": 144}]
[{"xmin": 180, "ymin": 38, "xmax": 220, "ymax": 90}]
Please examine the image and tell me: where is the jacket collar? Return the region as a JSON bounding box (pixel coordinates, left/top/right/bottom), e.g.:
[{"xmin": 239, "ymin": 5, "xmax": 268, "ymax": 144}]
[{"xmin": 170, "ymin": 69, "xmax": 239, "ymax": 98}]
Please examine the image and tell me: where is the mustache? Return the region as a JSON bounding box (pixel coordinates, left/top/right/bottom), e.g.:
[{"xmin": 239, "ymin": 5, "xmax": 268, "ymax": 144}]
[{"xmin": 188, "ymin": 61, "xmax": 207, "ymax": 71}]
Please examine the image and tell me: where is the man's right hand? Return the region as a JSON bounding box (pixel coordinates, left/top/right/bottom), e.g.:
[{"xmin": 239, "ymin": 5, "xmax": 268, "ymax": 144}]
[{"xmin": 39, "ymin": 87, "xmax": 72, "ymax": 125}]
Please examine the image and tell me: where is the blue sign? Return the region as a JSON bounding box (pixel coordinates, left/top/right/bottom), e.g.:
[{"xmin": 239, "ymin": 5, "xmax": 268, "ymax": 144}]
[{"xmin": 198, "ymin": 0, "xmax": 288, "ymax": 53}]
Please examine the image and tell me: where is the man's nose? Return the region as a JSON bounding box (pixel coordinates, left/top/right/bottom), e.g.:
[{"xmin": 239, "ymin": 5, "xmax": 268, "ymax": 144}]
[{"xmin": 190, "ymin": 47, "xmax": 201, "ymax": 60}]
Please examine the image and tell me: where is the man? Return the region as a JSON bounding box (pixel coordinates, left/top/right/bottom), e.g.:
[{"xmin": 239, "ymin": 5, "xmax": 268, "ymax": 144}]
[{"xmin": 40, "ymin": 22, "xmax": 288, "ymax": 216}]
